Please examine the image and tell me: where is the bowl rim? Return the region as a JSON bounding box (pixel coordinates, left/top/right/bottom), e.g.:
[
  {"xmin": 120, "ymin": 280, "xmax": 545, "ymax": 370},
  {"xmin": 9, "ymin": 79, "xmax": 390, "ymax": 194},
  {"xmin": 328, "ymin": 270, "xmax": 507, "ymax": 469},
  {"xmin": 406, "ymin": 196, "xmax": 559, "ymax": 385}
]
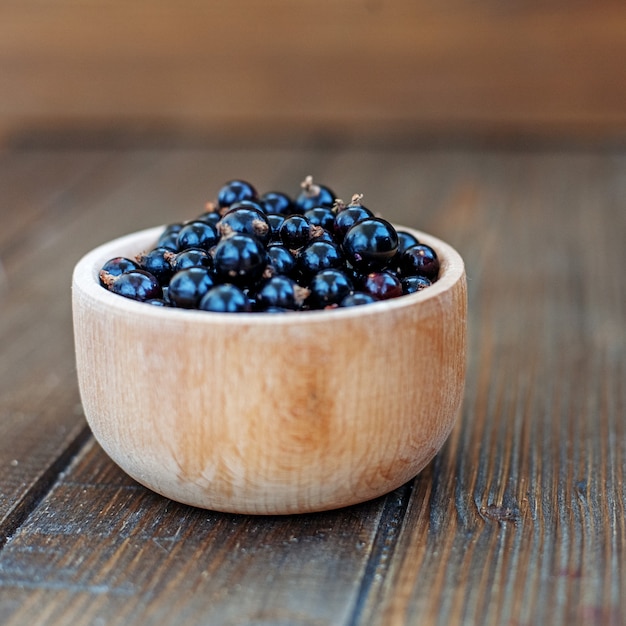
[{"xmin": 72, "ymin": 224, "xmax": 465, "ymax": 326}]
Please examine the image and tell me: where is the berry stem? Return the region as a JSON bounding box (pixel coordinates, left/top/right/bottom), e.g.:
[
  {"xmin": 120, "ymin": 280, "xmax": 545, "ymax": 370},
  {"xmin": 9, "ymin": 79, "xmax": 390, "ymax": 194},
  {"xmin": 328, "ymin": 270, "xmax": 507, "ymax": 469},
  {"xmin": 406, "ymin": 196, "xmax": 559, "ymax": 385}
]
[
  {"xmin": 300, "ymin": 175, "xmax": 321, "ymax": 198},
  {"xmin": 332, "ymin": 198, "xmax": 346, "ymax": 213}
]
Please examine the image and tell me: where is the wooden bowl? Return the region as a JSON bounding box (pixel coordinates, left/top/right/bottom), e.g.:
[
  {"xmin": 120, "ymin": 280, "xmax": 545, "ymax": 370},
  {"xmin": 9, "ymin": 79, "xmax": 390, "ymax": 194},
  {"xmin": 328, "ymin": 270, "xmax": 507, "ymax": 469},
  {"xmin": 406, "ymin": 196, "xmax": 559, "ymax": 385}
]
[{"xmin": 72, "ymin": 225, "xmax": 466, "ymax": 515}]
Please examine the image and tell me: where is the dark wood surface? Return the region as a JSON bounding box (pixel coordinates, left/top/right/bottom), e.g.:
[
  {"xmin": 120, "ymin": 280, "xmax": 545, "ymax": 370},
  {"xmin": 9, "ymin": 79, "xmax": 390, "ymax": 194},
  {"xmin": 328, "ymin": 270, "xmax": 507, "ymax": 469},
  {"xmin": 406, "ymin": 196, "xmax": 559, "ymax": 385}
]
[{"xmin": 0, "ymin": 145, "xmax": 624, "ymax": 625}]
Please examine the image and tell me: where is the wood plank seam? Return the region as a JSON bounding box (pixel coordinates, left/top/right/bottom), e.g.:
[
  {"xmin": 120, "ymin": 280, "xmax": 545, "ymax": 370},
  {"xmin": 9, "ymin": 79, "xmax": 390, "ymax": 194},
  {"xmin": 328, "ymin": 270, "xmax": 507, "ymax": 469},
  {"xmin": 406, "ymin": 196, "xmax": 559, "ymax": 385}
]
[
  {"xmin": 346, "ymin": 482, "xmax": 414, "ymax": 626},
  {"xmin": 0, "ymin": 426, "xmax": 92, "ymax": 550}
]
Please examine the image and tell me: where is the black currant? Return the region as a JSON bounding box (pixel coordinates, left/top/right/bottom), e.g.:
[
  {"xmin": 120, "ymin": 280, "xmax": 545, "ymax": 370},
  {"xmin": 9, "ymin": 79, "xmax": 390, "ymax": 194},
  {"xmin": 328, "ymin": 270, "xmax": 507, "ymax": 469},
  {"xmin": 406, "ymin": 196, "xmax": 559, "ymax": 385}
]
[
  {"xmin": 99, "ymin": 257, "xmax": 140, "ymax": 288},
  {"xmin": 266, "ymin": 214, "xmax": 286, "ymax": 241},
  {"xmin": 110, "ymin": 269, "xmax": 162, "ymax": 302},
  {"xmin": 296, "ymin": 175, "xmax": 336, "ymax": 211},
  {"xmin": 396, "ymin": 230, "xmax": 420, "ymax": 255},
  {"xmin": 228, "ymin": 199, "xmax": 267, "ymax": 213},
  {"xmin": 194, "ymin": 211, "xmax": 221, "ymax": 227},
  {"xmin": 265, "ymin": 245, "xmax": 297, "ymax": 277},
  {"xmin": 256, "ymin": 275, "xmax": 308, "ymax": 311},
  {"xmin": 339, "ymin": 292, "xmax": 378, "ymax": 307},
  {"xmin": 306, "ymin": 269, "xmax": 353, "ymax": 309},
  {"xmin": 198, "ymin": 284, "xmax": 252, "ymax": 313},
  {"xmin": 342, "ymin": 217, "xmax": 399, "ymax": 272},
  {"xmin": 399, "ymin": 244, "xmax": 440, "ymax": 281},
  {"xmin": 171, "ymin": 248, "xmax": 213, "ymax": 273},
  {"xmin": 261, "ymin": 191, "xmax": 298, "ymax": 215},
  {"xmin": 176, "ymin": 221, "xmax": 219, "ymax": 252},
  {"xmin": 401, "ymin": 275, "xmax": 432, "ymax": 294},
  {"xmin": 333, "ymin": 198, "xmax": 374, "ymax": 240},
  {"xmin": 168, "ymin": 267, "xmax": 215, "ymax": 308},
  {"xmin": 362, "ymin": 271, "xmax": 403, "ymax": 300},
  {"xmin": 212, "ymin": 233, "xmax": 267, "ymax": 286},
  {"xmin": 297, "ymin": 240, "xmax": 344, "ymax": 281},
  {"xmin": 280, "ymin": 215, "xmax": 313, "ymax": 250},
  {"xmin": 136, "ymin": 247, "xmax": 175, "ymax": 285},
  {"xmin": 157, "ymin": 223, "xmax": 184, "ymax": 251},
  {"xmin": 304, "ymin": 206, "xmax": 336, "ymax": 231},
  {"xmin": 217, "ymin": 206, "xmax": 271, "ymax": 245},
  {"xmin": 217, "ymin": 180, "xmax": 258, "ymax": 209}
]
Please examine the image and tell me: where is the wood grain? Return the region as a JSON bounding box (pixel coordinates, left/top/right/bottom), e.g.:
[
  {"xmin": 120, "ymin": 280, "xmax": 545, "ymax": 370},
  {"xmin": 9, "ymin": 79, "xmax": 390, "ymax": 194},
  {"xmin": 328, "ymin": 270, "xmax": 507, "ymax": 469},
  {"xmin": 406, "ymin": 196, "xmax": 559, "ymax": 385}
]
[
  {"xmin": 0, "ymin": 439, "xmax": 413, "ymax": 626},
  {"xmin": 367, "ymin": 151, "xmax": 626, "ymax": 625},
  {"xmin": 0, "ymin": 147, "xmax": 624, "ymax": 624},
  {"xmin": 1, "ymin": 2, "xmax": 626, "ymax": 144}
]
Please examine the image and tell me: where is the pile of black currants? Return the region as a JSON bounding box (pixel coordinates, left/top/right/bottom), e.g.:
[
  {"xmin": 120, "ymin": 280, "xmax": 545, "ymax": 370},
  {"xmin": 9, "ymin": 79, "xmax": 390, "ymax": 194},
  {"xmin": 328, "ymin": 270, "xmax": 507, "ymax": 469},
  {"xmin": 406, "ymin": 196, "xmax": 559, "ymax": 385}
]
[{"xmin": 99, "ymin": 176, "xmax": 440, "ymax": 313}]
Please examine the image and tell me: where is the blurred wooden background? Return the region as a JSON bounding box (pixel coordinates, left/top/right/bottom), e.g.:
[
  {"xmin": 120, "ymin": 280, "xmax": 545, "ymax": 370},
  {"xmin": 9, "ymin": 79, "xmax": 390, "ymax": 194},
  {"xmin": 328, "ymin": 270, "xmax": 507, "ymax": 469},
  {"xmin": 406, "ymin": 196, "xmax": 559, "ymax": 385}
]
[{"xmin": 1, "ymin": 0, "xmax": 626, "ymax": 146}]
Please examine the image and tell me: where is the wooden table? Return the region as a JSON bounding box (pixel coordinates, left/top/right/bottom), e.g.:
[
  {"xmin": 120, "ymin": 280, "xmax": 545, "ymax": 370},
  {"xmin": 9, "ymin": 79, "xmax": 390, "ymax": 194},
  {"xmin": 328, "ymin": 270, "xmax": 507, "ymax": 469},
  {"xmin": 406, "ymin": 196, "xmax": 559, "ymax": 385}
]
[{"xmin": 0, "ymin": 145, "xmax": 624, "ymax": 625}]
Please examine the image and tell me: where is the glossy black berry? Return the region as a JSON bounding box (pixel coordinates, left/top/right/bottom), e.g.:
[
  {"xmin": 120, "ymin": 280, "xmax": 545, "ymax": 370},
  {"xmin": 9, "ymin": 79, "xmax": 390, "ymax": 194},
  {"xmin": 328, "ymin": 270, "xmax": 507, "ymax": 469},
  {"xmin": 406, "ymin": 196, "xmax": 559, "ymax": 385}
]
[
  {"xmin": 136, "ymin": 247, "xmax": 175, "ymax": 285},
  {"xmin": 399, "ymin": 244, "xmax": 440, "ymax": 281},
  {"xmin": 297, "ymin": 240, "xmax": 344, "ymax": 280},
  {"xmin": 168, "ymin": 267, "xmax": 215, "ymax": 308},
  {"xmin": 99, "ymin": 257, "xmax": 140, "ymax": 288},
  {"xmin": 266, "ymin": 214, "xmax": 286, "ymax": 241},
  {"xmin": 306, "ymin": 269, "xmax": 353, "ymax": 309},
  {"xmin": 265, "ymin": 245, "xmax": 297, "ymax": 277},
  {"xmin": 217, "ymin": 206, "xmax": 271, "ymax": 245},
  {"xmin": 342, "ymin": 217, "xmax": 399, "ymax": 272},
  {"xmin": 217, "ymin": 180, "xmax": 258, "ymax": 209},
  {"xmin": 256, "ymin": 275, "xmax": 307, "ymax": 311},
  {"xmin": 339, "ymin": 292, "xmax": 377, "ymax": 307},
  {"xmin": 396, "ymin": 230, "xmax": 420, "ymax": 255},
  {"xmin": 333, "ymin": 204, "xmax": 374, "ymax": 240},
  {"xmin": 304, "ymin": 206, "xmax": 336, "ymax": 231},
  {"xmin": 198, "ymin": 284, "xmax": 252, "ymax": 313},
  {"xmin": 228, "ymin": 199, "xmax": 267, "ymax": 213},
  {"xmin": 261, "ymin": 191, "xmax": 297, "ymax": 215},
  {"xmin": 110, "ymin": 269, "xmax": 162, "ymax": 302},
  {"xmin": 212, "ymin": 233, "xmax": 267, "ymax": 286},
  {"xmin": 296, "ymin": 176, "xmax": 336, "ymax": 211},
  {"xmin": 171, "ymin": 248, "xmax": 213, "ymax": 273},
  {"xmin": 346, "ymin": 267, "xmax": 368, "ymax": 289},
  {"xmin": 157, "ymin": 223, "xmax": 183, "ymax": 251},
  {"xmin": 280, "ymin": 215, "xmax": 313, "ymax": 250},
  {"xmin": 194, "ymin": 211, "xmax": 221, "ymax": 227},
  {"xmin": 362, "ymin": 271, "xmax": 403, "ymax": 300},
  {"xmin": 176, "ymin": 221, "xmax": 219, "ymax": 252},
  {"xmin": 401, "ymin": 275, "xmax": 432, "ymax": 294}
]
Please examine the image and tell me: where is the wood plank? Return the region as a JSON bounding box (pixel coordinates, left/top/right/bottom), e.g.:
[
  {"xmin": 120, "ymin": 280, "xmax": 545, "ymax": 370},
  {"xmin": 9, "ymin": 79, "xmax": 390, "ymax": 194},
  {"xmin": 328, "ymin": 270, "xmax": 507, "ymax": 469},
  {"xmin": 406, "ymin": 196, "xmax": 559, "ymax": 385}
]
[
  {"xmin": 0, "ymin": 439, "xmax": 411, "ymax": 626},
  {"xmin": 0, "ymin": 147, "xmax": 624, "ymax": 625},
  {"xmin": 360, "ymin": 152, "xmax": 626, "ymax": 625},
  {"xmin": 0, "ymin": 151, "xmax": 164, "ymax": 540},
  {"xmin": 1, "ymin": 2, "xmax": 626, "ymax": 143}
]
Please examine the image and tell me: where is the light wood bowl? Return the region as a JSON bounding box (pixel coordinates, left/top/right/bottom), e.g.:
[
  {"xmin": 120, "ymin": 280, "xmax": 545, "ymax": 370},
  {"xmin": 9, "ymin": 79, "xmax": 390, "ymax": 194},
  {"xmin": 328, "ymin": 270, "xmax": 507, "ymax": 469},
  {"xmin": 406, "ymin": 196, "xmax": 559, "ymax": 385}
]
[{"xmin": 72, "ymin": 225, "xmax": 466, "ymax": 515}]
